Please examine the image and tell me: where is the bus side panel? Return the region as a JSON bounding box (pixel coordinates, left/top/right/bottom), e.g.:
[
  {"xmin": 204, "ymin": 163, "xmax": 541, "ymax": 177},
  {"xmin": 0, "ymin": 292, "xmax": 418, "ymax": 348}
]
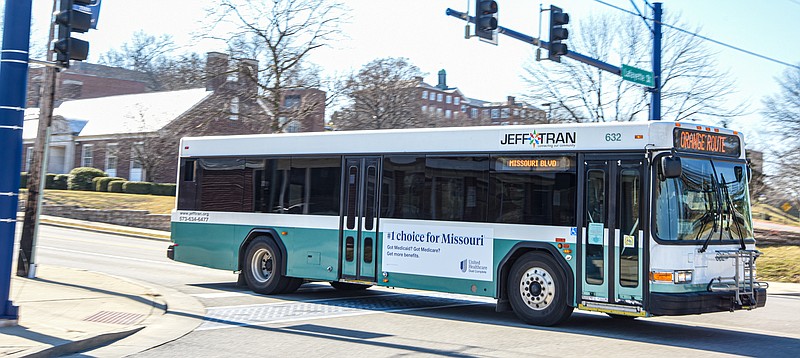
[
  {"xmin": 279, "ymin": 226, "xmax": 340, "ymax": 281},
  {"xmin": 172, "ymin": 222, "xmax": 239, "ymax": 271}
]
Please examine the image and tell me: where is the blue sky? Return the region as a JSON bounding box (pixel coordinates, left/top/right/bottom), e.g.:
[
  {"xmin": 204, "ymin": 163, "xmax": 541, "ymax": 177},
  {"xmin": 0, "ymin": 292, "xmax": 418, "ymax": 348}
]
[{"xmin": 7, "ymin": 0, "xmax": 800, "ymax": 150}]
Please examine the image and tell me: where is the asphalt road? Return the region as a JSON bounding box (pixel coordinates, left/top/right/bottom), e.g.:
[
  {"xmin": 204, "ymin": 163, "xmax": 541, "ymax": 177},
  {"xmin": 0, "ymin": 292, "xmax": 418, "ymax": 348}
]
[{"xmin": 24, "ymin": 225, "xmax": 800, "ymax": 357}]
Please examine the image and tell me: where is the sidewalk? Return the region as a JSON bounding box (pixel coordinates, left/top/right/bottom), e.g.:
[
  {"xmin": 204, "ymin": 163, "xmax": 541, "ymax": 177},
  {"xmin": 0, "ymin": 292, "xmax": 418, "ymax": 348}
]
[
  {"xmin": 0, "ymin": 265, "xmax": 203, "ymax": 358},
  {"xmin": 1, "ymin": 216, "xmax": 201, "ymax": 357}
]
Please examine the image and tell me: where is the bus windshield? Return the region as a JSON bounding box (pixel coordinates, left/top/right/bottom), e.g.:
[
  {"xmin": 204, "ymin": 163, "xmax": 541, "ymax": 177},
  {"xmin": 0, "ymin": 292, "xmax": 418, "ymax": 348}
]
[{"xmin": 654, "ymin": 157, "xmax": 753, "ymax": 242}]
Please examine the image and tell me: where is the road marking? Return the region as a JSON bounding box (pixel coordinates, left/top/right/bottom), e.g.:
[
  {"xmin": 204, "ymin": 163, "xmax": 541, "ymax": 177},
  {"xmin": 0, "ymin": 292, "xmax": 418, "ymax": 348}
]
[
  {"xmin": 39, "ymin": 246, "xmax": 177, "ymax": 266},
  {"xmin": 197, "ymin": 292, "xmax": 491, "ymax": 331}
]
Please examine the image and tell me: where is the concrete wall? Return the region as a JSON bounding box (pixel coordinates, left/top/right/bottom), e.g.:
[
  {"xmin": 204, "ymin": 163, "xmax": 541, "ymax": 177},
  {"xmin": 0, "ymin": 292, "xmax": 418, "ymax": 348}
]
[{"xmin": 18, "ymin": 201, "xmax": 170, "ymax": 231}]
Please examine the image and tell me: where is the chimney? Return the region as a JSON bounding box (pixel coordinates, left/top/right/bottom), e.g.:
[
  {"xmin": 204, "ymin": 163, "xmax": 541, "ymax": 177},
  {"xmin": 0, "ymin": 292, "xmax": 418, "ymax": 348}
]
[
  {"xmin": 507, "ymin": 96, "xmax": 516, "ymax": 105},
  {"xmin": 437, "ymin": 69, "xmax": 447, "ymax": 90},
  {"xmin": 205, "ymin": 52, "xmax": 229, "ymax": 91},
  {"xmin": 239, "ymin": 58, "xmax": 259, "ymax": 93}
]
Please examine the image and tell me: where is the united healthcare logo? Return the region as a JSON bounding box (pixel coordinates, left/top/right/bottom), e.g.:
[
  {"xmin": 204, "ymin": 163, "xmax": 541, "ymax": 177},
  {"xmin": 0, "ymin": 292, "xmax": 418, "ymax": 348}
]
[{"xmin": 460, "ymin": 259, "xmax": 468, "ymax": 273}]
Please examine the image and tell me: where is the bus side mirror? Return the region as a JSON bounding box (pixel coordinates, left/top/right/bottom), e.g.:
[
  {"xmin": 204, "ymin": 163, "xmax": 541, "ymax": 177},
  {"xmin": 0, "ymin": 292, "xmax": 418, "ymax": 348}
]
[
  {"xmin": 661, "ymin": 156, "xmax": 682, "ymax": 179},
  {"xmin": 735, "ymin": 166, "xmax": 744, "ymax": 182}
]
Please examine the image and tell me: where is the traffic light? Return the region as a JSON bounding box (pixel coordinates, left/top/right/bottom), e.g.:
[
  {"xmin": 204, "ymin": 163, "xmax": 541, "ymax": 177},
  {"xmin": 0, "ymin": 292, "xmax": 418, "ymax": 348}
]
[
  {"xmin": 475, "ymin": 0, "xmax": 498, "ymax": 42},
  {"xmin": 548, "ymin": 5, "xmax": 569, "ymax": 62},
  {"xmin": 54, "ymin": 0, "xmax": 94, "ymax": 68}
]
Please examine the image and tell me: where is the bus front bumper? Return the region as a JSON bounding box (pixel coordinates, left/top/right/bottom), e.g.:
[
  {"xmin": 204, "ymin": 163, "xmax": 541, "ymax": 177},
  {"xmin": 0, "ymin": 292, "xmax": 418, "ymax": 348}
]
[{"xmin": 648, "ymin": 287, "xmax": 767, "ymax": 316}]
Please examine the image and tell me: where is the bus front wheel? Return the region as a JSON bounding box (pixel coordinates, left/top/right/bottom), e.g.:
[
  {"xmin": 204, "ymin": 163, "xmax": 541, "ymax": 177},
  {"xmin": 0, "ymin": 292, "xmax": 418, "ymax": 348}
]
[
  {"xmin": 508, "ymin": 252, "xmax": 573, "ymax": 326},
  {"xmin": 243, "ymin": 236, "xmax": 290, "ymax": 295}
]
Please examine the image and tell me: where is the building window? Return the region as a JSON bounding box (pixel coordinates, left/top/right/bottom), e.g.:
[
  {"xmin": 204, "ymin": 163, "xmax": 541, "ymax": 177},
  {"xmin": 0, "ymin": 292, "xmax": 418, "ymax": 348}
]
[
  {"xmin": 286, "ymin": 120, "xmax": 301, "ymax": 133},
  {"xmin": 437, "ymin": 93, "xmax": 443, "ymax": 102},
  {"xmin": 454, "ymin": 97, "xmax": 460, "ymax": 105},
  {"xmin": 421, "ymin": 105, "xmax": 427, "ymax": 112},
  {"xmin": 501, "ymin": 108, "xmax": 510, "ymax": 118},
  {"xmin": 25, "ymin": 147, "xmax": 33, "ymax": 172},
  {"xmin": 429, "ymin": 106, "xmax": 435, "ymax": 113},
  {"xmin": 446, "ymin": 95, "xmax": 452, "ymax": 104},
  {"xmin": 130, "ymin": 143, "xmax": 145, "ymax": 181},
  {"xmin": 436, "ymin": 108, "xmax": 443, "ymax": 117},
  {"xmin": 429, "ymin": 92, "xmax": 435, "ymax": 100},
  {"xmin": 105, "ymin": 144, "xmax": 118, "ymax": 177},
  {"xmin": 284, "ymin": 94, "xmax": 301, "ymax": 108},
  {"xmin": 513, "ymin": 109, "xmax": 520, "ymax": 117},
  {"xmin": 230, "ymin": 97, "xmax": 240, "ymax": 120},
  {"xmin": 422, "ymin": 90, "xmax": 428, "ymax": 99},
  {"xmin": 491, "ymin": 109, "xmax": 499, "ymax": 119},
  {"xmin": 445, "ymin": 110, "xmax": 452, "ymax": 119},
  {"xmin": 81, "ymin": 144, "xmax": 93, "ymax": 168},
  {"xmin": 471, "ymin": 108, "xmax": 478, "ymax": 118}
]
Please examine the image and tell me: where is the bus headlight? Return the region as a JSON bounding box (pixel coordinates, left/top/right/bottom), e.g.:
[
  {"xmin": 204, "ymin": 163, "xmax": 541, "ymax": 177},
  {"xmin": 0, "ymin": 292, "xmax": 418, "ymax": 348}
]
[
  {"xmin": 673, "ymin": 270, "xmax": 693, "ymax": 284},
  {"xmin": 650, "ymin": 270, "xmax": 693, "ymax": 284}
]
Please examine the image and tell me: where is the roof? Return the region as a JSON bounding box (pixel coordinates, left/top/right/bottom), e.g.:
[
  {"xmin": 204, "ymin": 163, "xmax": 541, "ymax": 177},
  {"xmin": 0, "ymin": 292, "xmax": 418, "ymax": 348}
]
[
  {"xmin": 180, "ymin": 121, "xmax": 746, "ymax": 160},
  {"xmin": 23, "ymin": 88, "xmax": 211, "ymax": 139}
]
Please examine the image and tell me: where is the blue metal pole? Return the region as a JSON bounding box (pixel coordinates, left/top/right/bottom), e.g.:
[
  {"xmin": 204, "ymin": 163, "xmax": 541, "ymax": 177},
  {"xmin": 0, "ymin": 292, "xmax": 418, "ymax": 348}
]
[
  {"xmin": 0, "ymin": 0, "xmax": 33, "ymax": 321},
  {"xmin": 649, "ymin": 2, "xmax": 662, "ymax": 121}
]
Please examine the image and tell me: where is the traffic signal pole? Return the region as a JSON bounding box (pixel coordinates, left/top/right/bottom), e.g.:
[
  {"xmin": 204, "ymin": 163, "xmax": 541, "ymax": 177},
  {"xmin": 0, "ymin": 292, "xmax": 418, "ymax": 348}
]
[
  {"xmin": 0, "ymin": 0, "xmax": 33, "ymax": 323},
  {"xmin": 446, "ymin": 2, "xmax": 664, "ymax": 121}
]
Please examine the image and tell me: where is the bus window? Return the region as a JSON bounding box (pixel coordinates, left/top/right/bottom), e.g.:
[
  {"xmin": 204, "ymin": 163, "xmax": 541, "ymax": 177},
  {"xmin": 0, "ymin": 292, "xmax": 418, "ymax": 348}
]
[
  {"xmin": 381, "ymin": 156, "xmax": 426, "ymax": 219},
  {"xmin": 425, "ymin": 156, "xmax": 489, "ymax": 222},
  {"xmin": 585, "ymin": 169, "xmax": 605, "ymax": 285},
  {"xmin": 618, "ymin": 168, "xmax": 640, "ymax": 288}
]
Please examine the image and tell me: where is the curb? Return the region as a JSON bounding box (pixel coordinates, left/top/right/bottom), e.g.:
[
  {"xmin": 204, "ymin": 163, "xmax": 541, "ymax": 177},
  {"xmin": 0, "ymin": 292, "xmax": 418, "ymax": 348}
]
[{"xmin": 21, "ymin": 327, "xmax": 144, "ymax": 358}]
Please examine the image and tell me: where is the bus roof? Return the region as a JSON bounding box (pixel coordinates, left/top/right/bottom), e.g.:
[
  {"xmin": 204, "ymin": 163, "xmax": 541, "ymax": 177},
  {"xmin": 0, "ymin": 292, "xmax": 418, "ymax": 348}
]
[{"xmin": 180, "ymin": 121, "xmax": 746, "ymax": 159}]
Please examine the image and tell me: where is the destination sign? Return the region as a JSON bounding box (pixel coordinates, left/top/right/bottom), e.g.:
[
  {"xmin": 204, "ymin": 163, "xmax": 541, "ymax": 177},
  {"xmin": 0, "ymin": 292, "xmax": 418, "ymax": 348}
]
[
  {"xmin": 496, "ymin": 156, "xmax": 575, "ymax": 172},
  {"xmin": 673, "ymin": 127, "xmax": 740, "ymax": 157}
]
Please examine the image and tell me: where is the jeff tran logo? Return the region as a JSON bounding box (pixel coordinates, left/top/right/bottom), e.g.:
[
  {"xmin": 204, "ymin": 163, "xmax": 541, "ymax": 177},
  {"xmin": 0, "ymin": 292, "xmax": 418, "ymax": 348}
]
[{"xmin": 500, "ymin": 130, "xmax": 577, "ymax": 148}]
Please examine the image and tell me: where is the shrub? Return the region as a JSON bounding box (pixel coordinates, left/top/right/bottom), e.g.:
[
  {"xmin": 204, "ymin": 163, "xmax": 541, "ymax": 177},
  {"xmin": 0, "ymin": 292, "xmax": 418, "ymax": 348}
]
[
  {"xmin": 108, "ymin": 180, "xmax": 126, "ymax": 193},
  {"xmin": 20, "ymin": 172, "xmax": 28, "ymax": 189},
  {"xmin": 68, "ymin": 167, "xmax": 107, "ymax": 191},
  {"xmin": 53, "ymin": 174, "xmax": 69, "ymax": 190},
  {"xmin": 151, "ymin": 183, "xmax": 176, "ymax": 196},
  {"xmin": 95, "ymin": 177, "xmax": 125, "ymax": 192},
  {"xmin": 123, "ymin": 181, "xmax": 153, "ymax": 195},
  {"xmin": 45, "ymin": 174, "xmax": 58, "ymax": 189}
]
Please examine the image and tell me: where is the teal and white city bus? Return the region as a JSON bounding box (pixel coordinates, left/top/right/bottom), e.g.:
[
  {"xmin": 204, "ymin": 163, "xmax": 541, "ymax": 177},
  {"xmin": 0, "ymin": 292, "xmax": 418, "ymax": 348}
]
[{"xmin": 168, "ymin": 121, "xmax": 767, "ymax": 326}]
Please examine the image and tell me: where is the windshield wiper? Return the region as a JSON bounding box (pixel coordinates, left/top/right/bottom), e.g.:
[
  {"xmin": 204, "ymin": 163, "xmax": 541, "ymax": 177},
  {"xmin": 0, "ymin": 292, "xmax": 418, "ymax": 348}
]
[
  {"xmin": 700, "ymin": 161, "xmax": 724, "ymax": 253},
  {"xmin": 720, "ymin": 173, "xmax": 747, "ymax": 250}
]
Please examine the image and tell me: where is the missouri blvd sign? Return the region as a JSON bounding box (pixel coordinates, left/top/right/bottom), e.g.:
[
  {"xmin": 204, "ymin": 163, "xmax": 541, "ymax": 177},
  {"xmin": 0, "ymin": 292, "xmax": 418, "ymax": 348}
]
[{"xmin": 622, "ymin": 64, "xmax": 654, "ymax": 87}]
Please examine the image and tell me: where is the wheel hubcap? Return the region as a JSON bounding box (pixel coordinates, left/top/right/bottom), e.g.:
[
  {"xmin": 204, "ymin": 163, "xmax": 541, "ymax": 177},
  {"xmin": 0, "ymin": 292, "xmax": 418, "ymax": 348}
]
[
  {"xmin": 251, "ymin": 248, "xmax": 273, "ymax": 283},
  {"xmin": 519, "ymin": 266, "xmax": 555, "ymax": 310}
]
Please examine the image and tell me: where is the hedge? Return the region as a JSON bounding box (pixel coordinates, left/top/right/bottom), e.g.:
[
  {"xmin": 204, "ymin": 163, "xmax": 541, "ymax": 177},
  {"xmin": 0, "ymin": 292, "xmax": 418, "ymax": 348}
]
[
  {"xmin": 151, "ymin": 183, "xmax": 176, "ymax": 196},
  {"xmin": 45, "ymin": 174, "xmax": 58, "ymax": 189},
  {"xmin": 68, "ymin": 167, "xmax": 107, "ymax": 191},
  {"xmin": 20, "ymin": 172, "xmax": 27, "ymax": 189},
  {"xmin": 108, "ymin": 180, "xmax": 126, "ymax": 193},
  {"xmin": 123, "ymin": 181, "xmax": 153, "ymax": 195},
  {"xmin": 95, "ymin": 177, "xmax": 125, "ymax": 192},
  {"xmin": 53, "ymin": 174, "xmax": 68, "ymax": 190}
]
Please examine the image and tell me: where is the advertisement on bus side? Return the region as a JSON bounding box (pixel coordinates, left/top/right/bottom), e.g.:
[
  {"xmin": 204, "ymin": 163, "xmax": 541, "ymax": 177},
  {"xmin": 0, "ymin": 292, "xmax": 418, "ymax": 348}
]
[{"xmin": 381, "ymin": 222, "xmax": 494, "ymax": 282}]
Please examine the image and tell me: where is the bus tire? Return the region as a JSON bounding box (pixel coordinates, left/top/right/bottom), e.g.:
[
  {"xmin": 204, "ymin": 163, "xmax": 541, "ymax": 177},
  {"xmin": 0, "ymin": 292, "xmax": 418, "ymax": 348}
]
[
  {"xmin": 508, "ymin": 252, "xmax": 573, "ymax": 326},
  {"xmin": 243, "ymin": 236, "xmax": 290, "ymax": 295},
  {"xmin": 330, "ymin": 281, "xmax": 372, "ymax": 291}
]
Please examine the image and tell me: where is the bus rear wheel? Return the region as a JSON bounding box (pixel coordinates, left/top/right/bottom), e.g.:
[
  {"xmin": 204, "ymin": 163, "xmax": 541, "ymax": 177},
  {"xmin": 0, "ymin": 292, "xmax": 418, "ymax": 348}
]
[
  {"xmin": 508, "ymin": 252, "xmax": 573, "ymax": 326},
  {"xmin": 243, "ymin": 236, "xmax": 291, "ymax": 295}
]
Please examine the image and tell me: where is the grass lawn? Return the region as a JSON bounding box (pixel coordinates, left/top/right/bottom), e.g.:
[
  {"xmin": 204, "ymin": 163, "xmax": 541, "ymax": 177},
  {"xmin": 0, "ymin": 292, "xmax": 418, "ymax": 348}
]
[
  {"xmin": 757, "ymin": 245, "xmax": 800, "ymax": 283},
  {"xmin": 20, "ymin": 189, "xmax": 175, "ymax": 214}
]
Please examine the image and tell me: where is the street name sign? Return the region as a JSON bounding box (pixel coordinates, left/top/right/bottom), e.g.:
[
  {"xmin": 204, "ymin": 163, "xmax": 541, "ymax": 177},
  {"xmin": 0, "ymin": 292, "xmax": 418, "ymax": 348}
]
[{"xmin": 621, "ymin": 64, "xmax": 654, "ymax": 87}]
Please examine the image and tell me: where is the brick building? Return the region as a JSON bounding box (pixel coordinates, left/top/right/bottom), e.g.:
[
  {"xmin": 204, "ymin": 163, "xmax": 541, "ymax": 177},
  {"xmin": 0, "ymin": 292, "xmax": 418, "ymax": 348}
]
[
  {"xmin": 26, "ymin": 62, "xmax": 150, "ymax": 108},
  {"xmin": 416, "ymin": 69, "xmax": 546, "ymax": 126},
  {"xmin": 23, "ymin": 53, "xmax": 326, "ymax": 183}
]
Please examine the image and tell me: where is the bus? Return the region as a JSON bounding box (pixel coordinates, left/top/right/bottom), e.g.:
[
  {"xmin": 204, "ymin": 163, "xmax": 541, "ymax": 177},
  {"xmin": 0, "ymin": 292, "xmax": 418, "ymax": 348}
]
[{"xmin": 168, "ymin": 121, "xmax": 767, "ymax": 326}]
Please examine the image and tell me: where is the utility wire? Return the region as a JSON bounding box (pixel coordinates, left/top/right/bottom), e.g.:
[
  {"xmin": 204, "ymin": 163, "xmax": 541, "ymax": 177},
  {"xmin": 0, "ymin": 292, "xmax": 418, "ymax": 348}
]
[{"xmin": 591, "ymin": 0, "xmax": 800, "ymax": 70}]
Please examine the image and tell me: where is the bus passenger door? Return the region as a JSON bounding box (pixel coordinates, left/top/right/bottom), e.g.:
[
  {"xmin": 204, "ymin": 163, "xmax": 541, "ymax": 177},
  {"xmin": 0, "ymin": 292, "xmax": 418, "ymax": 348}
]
[
  {"xmin": 339, "ymin": 157, "xmax": 380, "ymax": 282},
  {"xmin": 581, "ymin": 157, "xmax": 644, "ymax": 307}
]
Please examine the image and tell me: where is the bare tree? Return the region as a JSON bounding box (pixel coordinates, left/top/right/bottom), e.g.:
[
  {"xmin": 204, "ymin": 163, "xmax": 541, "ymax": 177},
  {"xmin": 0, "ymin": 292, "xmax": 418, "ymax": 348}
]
[
  {"xmin": 208, "ymin": 0, "xmax": 346, "ymax": 133},
  {"xmin": 522, "ymin": 13, "xmax": 743, "ymax": 123},
  {"xmin": 99, "ymin": 31, "xmax": 205, "ymax": 91},
  {"xmin": 335, "ymin": 57, "xmax": 430, "ymax": 130},
  {"xmin": 762, "ymin": 65, "xmax": 800, "ymax": 197}
]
